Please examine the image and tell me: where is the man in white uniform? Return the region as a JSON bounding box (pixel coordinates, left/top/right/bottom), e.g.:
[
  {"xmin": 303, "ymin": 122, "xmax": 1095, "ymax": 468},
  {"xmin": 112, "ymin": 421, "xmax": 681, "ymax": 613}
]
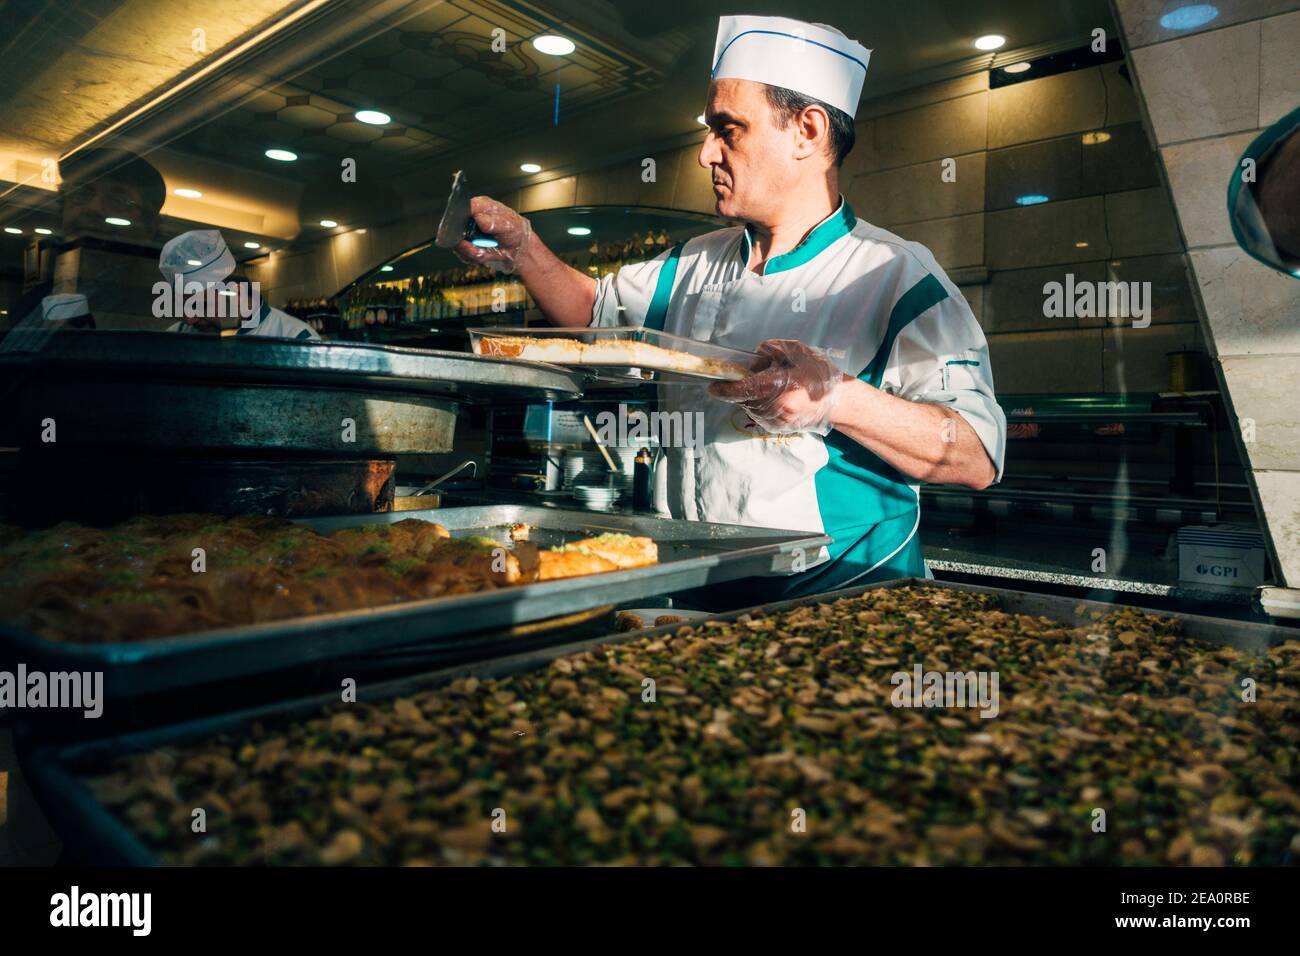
[
  {"xmin": 159, "ymin": 229, "xmax": 319, "ymax": 340},
  {"xmin": 456, "ymin": 15, "xmax": 1005, "ymax": 597}
]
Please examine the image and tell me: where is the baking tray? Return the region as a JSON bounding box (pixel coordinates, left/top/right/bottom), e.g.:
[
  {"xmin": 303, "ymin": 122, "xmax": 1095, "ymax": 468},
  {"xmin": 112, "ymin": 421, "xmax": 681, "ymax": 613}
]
[
  {"xmin": 467, "ymin": 326, "xmax": 758, "ymax": 383},
  {"xmin": 0, "ymin": 505, "xmax": 828, "ymax": 701},
  {"xmin": 21, "ymin": 576, "xmax": 1295, "ymax": 865},
  {"xmin": 0, "ymin": 329, "xmax": 584, "ymax": 403},
  {"xmin": 0, "ymin": 330, "xmax": 583, "ymax": 456}
]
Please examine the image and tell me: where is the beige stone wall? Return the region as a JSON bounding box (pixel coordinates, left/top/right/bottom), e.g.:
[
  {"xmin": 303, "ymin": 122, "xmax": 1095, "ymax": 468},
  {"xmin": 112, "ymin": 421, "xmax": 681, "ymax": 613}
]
[
  {"xmin": 843, "ymin": 64, "xmax": 1202, "ymax": 394},
  {"xmin": 1110, "ymin": 0, "xmax": 1300, "ymax": 586}
]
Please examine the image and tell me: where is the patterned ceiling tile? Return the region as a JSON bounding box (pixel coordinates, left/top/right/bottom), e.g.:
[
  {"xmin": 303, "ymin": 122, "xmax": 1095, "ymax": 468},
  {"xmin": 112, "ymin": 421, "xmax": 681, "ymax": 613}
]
[
  {"xmin": 279, "ymin": 102, "xmax": 338, "ymax": 128},
  {"xmin": 388, "ymin": 47, "xmax": 460, "ymax": 80},
  {"xmin": 349, "ymin": 68, "xmax": 415, "ymax": 99},
  {"xmin": 326, "ymin": 121, "xmax": 384, "ymax": 143}
]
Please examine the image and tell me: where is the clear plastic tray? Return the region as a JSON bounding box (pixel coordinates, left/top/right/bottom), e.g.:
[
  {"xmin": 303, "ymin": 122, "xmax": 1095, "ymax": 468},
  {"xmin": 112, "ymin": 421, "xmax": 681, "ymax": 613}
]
[{"xmin": 467, "ymin": 327, "xmax": 759, "ymax": 383}]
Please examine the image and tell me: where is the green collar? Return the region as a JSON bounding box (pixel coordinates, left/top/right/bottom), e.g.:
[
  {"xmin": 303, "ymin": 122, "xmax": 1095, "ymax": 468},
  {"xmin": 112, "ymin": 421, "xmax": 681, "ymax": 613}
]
[{"xmin": 741, "ymin": 199, "xmax": 857, "ymax": 276}]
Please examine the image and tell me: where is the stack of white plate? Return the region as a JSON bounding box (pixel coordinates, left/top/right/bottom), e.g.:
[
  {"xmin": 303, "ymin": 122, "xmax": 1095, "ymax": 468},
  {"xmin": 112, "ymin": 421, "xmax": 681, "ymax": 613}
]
[
  {"xmin": 573, "ymin": 479, "xmax": 622, "ymax": 511},
  {"xmin": 563, "ymin": 448, "xmax": 636, "ymax": 495}
]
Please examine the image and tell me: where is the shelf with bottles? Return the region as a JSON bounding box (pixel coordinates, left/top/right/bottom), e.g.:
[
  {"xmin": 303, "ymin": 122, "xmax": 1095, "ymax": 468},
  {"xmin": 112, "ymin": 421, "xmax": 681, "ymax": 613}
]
[
  {"xmin": 579, "ymin": 229, "xmax": 675, "ymax": 280},
  {"xmin": 281, "ymin": 297, "xmax": 341, "ymax": 336},
  {"xmin": 333, "ymin": 228, "xmax": 676, "ymax": 332}
]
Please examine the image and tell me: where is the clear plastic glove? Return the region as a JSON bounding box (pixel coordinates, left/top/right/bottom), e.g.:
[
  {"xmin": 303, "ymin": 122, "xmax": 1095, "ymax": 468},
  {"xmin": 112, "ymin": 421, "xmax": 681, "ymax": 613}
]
[
  {"xmin": 452, "ymin": 196, "xmax": 532, "ymax": 275},
  {"xmin": 708, "ymin": 338, "xmax": 848, "ymax": 435}
]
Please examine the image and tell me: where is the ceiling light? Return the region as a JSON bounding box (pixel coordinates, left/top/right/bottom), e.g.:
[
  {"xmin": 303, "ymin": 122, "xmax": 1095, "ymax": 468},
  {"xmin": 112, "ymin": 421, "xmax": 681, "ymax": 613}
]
[
  {"xmin": 3, "ymin": 227, "xmax": 21, "ymax": 234},
  {"xmin": 1003, "ymin": 62, "xmax": 1031, "ymax": 74},
  {"xmin": 355, "ymin": 109, "xmax": 391, "ymax": 126},
  {"xmin": 519, "ymin": 163, "xmax": 542, "ymax": 173},
  {"xmin": 567, "ymin": 226, "xmax": 592, "ymax": 236},
  {"xmin": 1015, "ymin": 194, "xmax": 1049, "ymax": 206},
  {"xmin": 1075, "ymin": 242, "xmax": 1090, "ymax": 249},
  {"xmin": 320, "ymin": 219, "xmax": 338, "ymax": 228},
  {"xmin": 1159, "ymin": 5, "xmax": 1218, "ymax": 30},
  {"xmin": 244, "ymin": 241, "xmax": 261, "ymax": 249},
  {"xmin": 380, "ymin": 265, "xmax": 394, "ymax": 272},
  {"xmin": 34, "ymin": 227, "xmax": 53, "ymax": 235},
  {"xmin": 974, "ymin": 35, "xmax": 1006, "ymax": 51},
  {"xmin": 174, "ymin": 187, "xmax": 202, "ymax": 198},
  {"xmin": 1082, "ymin": 131, "xmax": 1112, "ymax": 145},
  {"xmin": 105, "ymin": 217, "xmax": 131, "ymax": 226},
  {"xmin": 265, "ymin": 148, "xmax": 297, "ymax": 162},
  {"xmin": 532, "ymin": 35, "xmax": 575, "ymax": 56}
]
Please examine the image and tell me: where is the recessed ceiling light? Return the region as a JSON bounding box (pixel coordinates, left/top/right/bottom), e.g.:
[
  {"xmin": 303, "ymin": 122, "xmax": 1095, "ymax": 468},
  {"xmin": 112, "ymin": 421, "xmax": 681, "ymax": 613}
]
[
  {"xmin": 519, "ymin": 163, "xmax": 542, "ymax": 173},
  {"xmin": 697, "ymin": 114, "xmax": 708, "ymax": 127},
  {"xmin": 380, "ymin": 265, "xmax": 394, "ymax": 272},
  {"xmin": 244, "ymin": 241, "xmax": 261, "ymax": 249},
  {"xmin": 1003, "ymin": 62, "xmax": 1031, "ymax": 74},
  {"xmin": 1159, "ymin": 5, "xmax": 1218, "ymax": 30},
  {"xmin": 187, "ymin": 259, "xmax": 202, "ymax": 266},
  {"xmin": 34, "ymin": 227, "xmax": 53, "ymax": 235},
  {"xmin": 532, "ymin": 35, "xmax": 575, "ymax": 56},
  {"xmin": 320, "ymin": 219, "xmax": 338, "ymax": 228},
  {"xmin": 1015, "ymin": 194, "xmax": 1049, "ymax": 206},
  {"xmin": 175, "ymin": 187, "xmax": 202, "ymax": 198},
  {"xmin": 3, "ymin": 227, "xmax": 21, "ymax": 234},
  {"xmin": 1082, "ymin": 131, "xmax": 1113, "ymax": 145},
  {"xmin": 355, "ymin": 110, "xmax": 391, "ymax": 126},
  {"xmin": 105, "ymin": 217, "xmax": 131, "ymax": 226},
  {"xmin": 974, "ymin": 35, "xmax": 1006, "ymax": 51},
  {"xmin": 265, "ymin": 148, "xmax": 297, "ymax": 162},
  {"xmin": 567, "ymin": 226, "xmax": 592, "ymax": 236}
]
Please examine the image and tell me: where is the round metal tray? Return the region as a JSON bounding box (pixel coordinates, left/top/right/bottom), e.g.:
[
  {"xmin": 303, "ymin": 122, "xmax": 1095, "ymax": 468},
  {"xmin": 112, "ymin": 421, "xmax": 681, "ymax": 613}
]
[
  {"xmin": 0, "ymin": 330, "xmax": 584, "ymax": 456},
  {"xmin": 0, "ymin": 329, "xmax": 584, "ymax": 402}
]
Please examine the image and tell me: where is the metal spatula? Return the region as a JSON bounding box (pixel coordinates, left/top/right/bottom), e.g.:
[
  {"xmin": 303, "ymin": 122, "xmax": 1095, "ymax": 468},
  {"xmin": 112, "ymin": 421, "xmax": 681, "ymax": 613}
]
[{"xmin": 435, "ymin": 170, "xmax": 499, "ymax": 249}]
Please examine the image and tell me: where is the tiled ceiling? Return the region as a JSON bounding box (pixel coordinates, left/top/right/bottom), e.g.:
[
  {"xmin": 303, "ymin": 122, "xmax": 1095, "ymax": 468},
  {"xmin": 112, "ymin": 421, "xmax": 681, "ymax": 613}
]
[{"xmin": 167, "ymin": 0, "xmax": 682, "ymax": 182}]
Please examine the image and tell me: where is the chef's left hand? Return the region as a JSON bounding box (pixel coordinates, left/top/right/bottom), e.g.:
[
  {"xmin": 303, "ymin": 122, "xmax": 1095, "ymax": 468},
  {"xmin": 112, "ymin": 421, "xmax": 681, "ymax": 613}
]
[{"xmin": 709, "ymin": 339, "xmax": 849, "ymax": 435}]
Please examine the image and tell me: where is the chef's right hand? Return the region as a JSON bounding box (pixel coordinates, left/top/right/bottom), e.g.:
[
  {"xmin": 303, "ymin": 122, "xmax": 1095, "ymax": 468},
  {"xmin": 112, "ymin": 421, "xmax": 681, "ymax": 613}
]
[{"xmin": 453, "ymin": 196, "xmax": 532, "ymax": 275}]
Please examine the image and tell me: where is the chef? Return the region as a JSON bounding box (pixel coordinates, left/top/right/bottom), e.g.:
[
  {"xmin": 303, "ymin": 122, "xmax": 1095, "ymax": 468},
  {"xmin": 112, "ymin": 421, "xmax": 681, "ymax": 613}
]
[
  {"xmin": 41, "ymin": 293, "xmax": 96, "ymax": 329},
  {"xmin": 456, "ymin": 15, "xmax": 1005, "ymax": 597},
  {"xmin": 159, "ymin": 229, "xmax": 318, "ymax": 340}
]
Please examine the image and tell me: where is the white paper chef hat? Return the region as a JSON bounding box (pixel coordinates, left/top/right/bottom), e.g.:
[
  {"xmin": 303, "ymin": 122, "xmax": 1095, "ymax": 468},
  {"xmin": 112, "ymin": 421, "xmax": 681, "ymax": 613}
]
[
  {"xmin": 711, "ymin": 15, "xmax": 871, "ymax": 118},
  {"xmin": 41, "ymin": 293, "xmax": 90, "ymax": 322},
  {"xmin": 159, "ymin": 229, "xmax": 235, "ymax": 284}
]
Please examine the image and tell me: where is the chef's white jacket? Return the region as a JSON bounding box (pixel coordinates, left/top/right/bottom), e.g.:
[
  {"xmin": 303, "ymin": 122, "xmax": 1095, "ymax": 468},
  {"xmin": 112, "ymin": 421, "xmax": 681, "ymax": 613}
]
[
  {"xmin": 592, "ymin": 198, "xmax": 1005, "ymax": 595},
  {"xmin": 167, "ymin": 299, "xmax": 319, "ymax": 340}
]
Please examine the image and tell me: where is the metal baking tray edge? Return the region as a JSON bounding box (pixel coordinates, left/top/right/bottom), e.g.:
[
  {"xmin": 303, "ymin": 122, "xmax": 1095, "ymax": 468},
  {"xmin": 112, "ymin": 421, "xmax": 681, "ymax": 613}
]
[
  {"xmin": 23, "ymin": 577, "xmax": 1295, "ymax": 865},
  {"xmin": 0, "ymin": 506, "xmax": 828, "ymax": 700}
]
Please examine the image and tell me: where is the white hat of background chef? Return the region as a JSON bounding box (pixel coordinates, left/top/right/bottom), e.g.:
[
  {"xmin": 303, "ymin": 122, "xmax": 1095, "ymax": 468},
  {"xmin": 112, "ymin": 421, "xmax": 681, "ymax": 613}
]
[
  {"xmin": 41, "ymin": 293, "xmax": 90, "ymax": 322},
  {"xmin": 711, "ymin": 15, "xmax": 871, "ymax": 118},
  {"xmin": 159, "ymin": 229, "xmax": 235, "ymax": 284}
]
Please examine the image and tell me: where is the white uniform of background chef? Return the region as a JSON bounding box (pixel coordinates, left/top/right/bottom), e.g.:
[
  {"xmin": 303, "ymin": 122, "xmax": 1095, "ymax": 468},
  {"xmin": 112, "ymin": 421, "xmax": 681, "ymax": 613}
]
[
  {"xmin": 160, "ymin": 229, "xmax": 318, "ymax": 340},
  {"xmin": 454, "ymin": 15, "xmax": 1005, "ymax": 600},
  {"xmin": 41, "ymin": 293, "xmax": 95, "ymax": 329}
]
